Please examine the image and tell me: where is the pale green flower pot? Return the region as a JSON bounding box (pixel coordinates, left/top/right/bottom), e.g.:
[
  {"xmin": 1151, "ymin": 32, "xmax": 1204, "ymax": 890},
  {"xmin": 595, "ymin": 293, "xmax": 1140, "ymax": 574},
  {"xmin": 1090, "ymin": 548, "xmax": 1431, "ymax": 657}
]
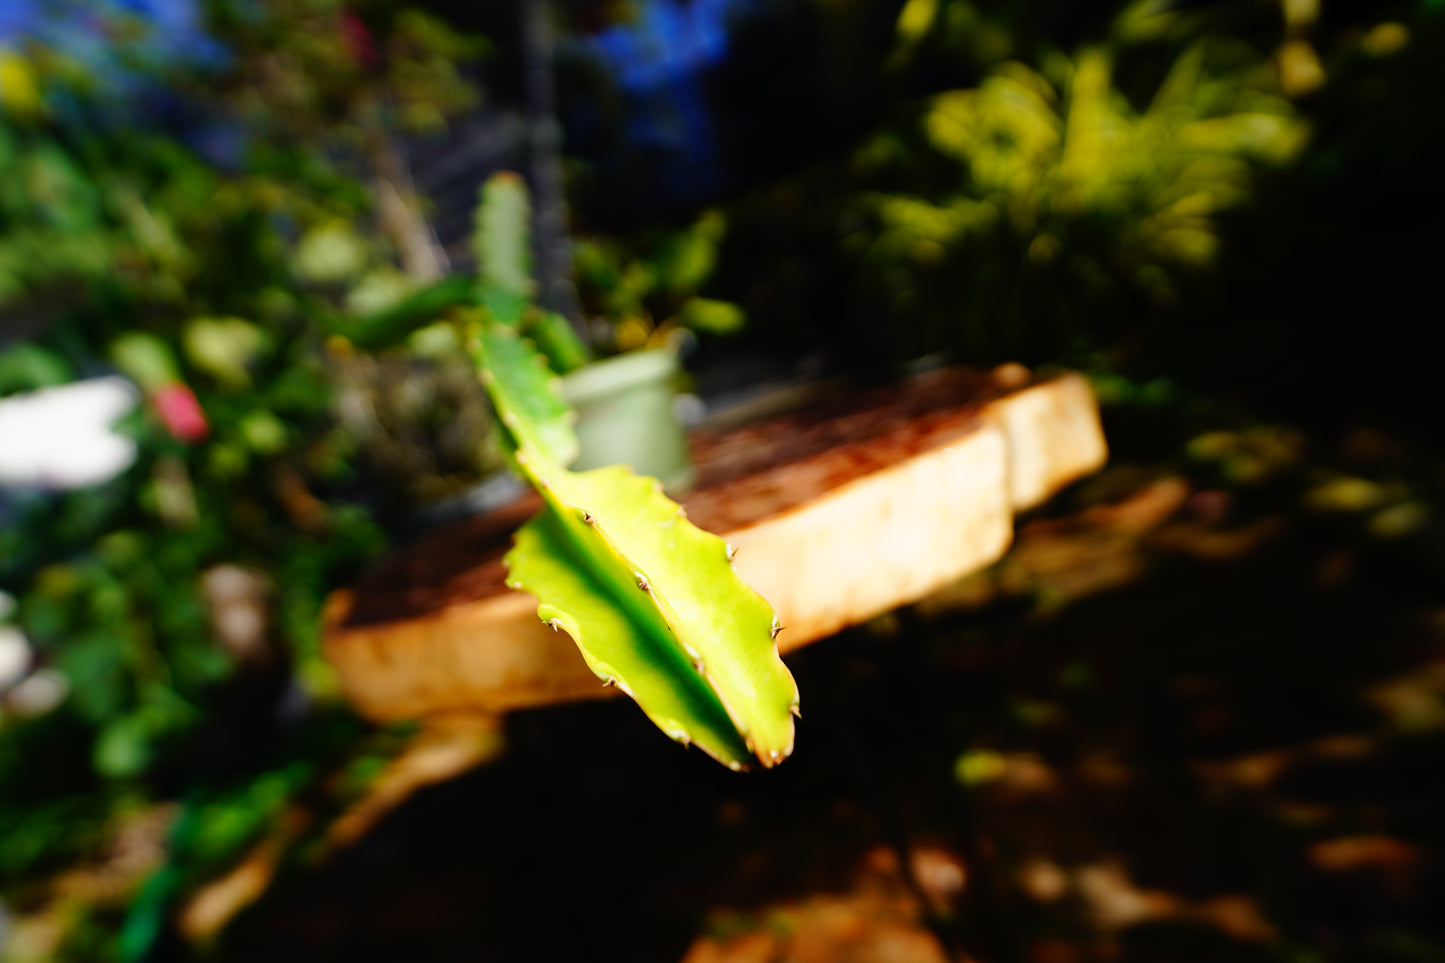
[{"xmin": 561, "ymin": 347, "xmax": 695, "ymax": 492}]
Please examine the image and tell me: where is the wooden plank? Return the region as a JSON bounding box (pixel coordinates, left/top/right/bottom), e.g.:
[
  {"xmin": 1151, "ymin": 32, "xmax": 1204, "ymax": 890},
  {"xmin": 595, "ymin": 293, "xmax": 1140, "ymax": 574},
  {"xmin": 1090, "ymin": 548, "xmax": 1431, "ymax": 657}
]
[{"xmin": 322, "ymin": 368, "xmax": 1106, "ymax": 722}]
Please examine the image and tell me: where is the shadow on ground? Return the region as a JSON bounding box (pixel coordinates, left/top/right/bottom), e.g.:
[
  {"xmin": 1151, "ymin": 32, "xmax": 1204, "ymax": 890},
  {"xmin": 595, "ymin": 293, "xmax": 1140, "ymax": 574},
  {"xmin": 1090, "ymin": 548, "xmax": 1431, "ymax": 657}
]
[{"xmin": 214, "ymin": 410, "xmax": 1445, "ymax": 963}]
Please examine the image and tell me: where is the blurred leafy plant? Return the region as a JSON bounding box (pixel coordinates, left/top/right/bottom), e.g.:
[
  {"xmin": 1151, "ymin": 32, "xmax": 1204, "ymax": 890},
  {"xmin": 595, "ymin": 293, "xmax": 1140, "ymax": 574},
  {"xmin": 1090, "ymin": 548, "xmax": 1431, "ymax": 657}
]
[
  {"xmin": 714, "ymin": 0, "xmax": 1308, "ymax": 371},
  {"xmin": 574, "ymin": 209, "xmax": 747, "ymax": 353},
  {"xmin": 858, "ymin": 30, "xmax": 1304, "ymax": 359},
  {"xmin": 0, "ymin": 5, "xmax": 494, "ymax": 959}
]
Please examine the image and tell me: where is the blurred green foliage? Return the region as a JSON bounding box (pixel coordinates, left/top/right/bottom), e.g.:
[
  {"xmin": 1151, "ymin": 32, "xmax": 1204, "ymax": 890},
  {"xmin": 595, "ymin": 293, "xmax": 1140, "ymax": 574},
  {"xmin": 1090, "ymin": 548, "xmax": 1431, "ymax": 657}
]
[
  {"xmin": 575, "ymin": 209, "xmax": 747, "ymax": 352},
  {"xmin": 714, "ymin": 0, "xmax": 1313, "ymax": 370},
  {"xmin": 0, "ymin": 5, "xmax": 492, "ymax": 959},
  {"xmin": 866, "ymin": 33, "xmax": 1301, "ymax": 350}
]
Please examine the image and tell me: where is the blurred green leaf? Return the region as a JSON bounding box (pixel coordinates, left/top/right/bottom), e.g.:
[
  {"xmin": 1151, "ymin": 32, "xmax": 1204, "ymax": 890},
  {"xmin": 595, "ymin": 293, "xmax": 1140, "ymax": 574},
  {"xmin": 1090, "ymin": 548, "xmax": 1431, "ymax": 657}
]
[
  {"xmin": 470, "ymin": 321, "xmax": 578, "ymax": 466},
  {"xmin": 679, "ymin": 297, "xmax": 746, "ymax": 336},
  {"xmin": 0, "ymin": 341, "xmax": 73, "ymax": 393},
  {"xmin": 294, "ymin": 220, "xmax": 369, "ymax": 284},
  {"xmin": 527, "ymin": 310, "xmax": 592, "ymax": 374},
  {"xmin": 347, "ymin": 272, "xmax": 476, "ymax": 349},
  {"xmin": 183, "ymin": 317, "xmax": 267, "ymax": 390},
  {"xmin": 110, "ymin": 333, "xmax": 179, "ymax": 391},
  {"xmin": 93, "ymin": 713, "xmax": 156, "ymax": 779},
  {"xmin": 239, "ymin": 409, "xmax": 289, "ymax": 455}
]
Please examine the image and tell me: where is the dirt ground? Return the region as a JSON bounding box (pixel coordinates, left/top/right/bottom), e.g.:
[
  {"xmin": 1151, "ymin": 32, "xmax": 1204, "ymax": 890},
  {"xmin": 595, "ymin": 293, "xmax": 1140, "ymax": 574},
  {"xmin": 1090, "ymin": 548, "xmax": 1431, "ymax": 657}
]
[{"xmin": 214, "ymin": 407, "xmax": 1445, "ymax": 963}]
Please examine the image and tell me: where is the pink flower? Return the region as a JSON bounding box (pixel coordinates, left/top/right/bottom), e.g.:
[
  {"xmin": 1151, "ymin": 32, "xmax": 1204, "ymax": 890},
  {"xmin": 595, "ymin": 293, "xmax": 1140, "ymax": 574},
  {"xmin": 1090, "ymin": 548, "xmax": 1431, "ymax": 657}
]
[
  {"xmin": 152, "ymin": 382, "xmax": 208, "ymax": 443},
  {"xmin": 341, "ymin": 11, "xmax": 378, "ymax": 71}
]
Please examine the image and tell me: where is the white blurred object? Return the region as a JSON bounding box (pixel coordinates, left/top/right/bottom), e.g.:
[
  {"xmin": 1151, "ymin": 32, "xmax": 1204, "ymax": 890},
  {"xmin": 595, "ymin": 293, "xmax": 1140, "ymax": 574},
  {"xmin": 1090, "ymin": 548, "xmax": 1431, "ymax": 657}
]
[
  {"xmin": 6, "ymin": 668, "xmax": 69, "ymax": 717},
  {"xmin": 672, "ymin": 393, "xmax": 706, "ymax": 429},
  {"xmin": 0, "ymin": 626, "xmax": 30, "ymax": 692},
  {"xmin": 201, "ymin": 565, "xmax": 271, "ymax": 662},
  {"xmin": 0, "ymin": 376, "xmax": 140, "ymax": 490}
]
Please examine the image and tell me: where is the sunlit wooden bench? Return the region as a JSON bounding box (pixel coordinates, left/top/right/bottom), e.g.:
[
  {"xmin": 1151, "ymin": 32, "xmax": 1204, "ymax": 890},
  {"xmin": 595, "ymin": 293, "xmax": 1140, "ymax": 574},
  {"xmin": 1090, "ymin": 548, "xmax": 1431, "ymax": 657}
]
[{"xmin": 321, "ymin": 365, "xmax": 1106, "ymax": 722}]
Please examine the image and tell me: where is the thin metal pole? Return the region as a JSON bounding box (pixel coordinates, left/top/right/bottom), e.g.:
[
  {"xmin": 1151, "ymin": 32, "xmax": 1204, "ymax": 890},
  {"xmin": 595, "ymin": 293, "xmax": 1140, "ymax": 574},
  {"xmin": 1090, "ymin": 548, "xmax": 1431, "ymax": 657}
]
[{"xmin": 522, "ymin": 0, "xmax": 586, "ymax": 337}]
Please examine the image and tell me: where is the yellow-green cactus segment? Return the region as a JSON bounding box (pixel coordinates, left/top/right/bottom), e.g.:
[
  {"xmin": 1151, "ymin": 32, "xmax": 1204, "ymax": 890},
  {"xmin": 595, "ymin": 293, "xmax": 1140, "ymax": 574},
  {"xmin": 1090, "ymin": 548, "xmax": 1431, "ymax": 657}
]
[
  {"xmin": 470, "ymin": 323, "xmax": 578, "ymax": 468},
  {"xmin": 512, "ymin": 449, "xmax": 799, "ymax": 767},
  {"xmin": 507, "ymin": 503, "xmax": 753, "ymax": 770},
  {"xmin": 473, "ymin": 172, "xmax": 533, "ymax": 325},
  {"xmin": 476, "ymin": 317, "xmax": 798, "ymax": 769}
]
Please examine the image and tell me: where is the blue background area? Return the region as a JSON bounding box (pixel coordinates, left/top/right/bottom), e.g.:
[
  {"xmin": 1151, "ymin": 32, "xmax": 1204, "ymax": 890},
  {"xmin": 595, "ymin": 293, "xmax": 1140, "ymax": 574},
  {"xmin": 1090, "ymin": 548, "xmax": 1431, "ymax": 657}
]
[
  {"xmin": 1, "ymin": 0, "xmax": 794, "ymax": 215},
  {"xmin": 578, "ymin": 0, "xmax": 758, "ymax": 205},
  {"xmin": 1, "ymin": 0, "xmax": 237, "ymax": 162},
  {"xmin": 0, "ymin": 0, "xmax": 228, "ymax": 79}
]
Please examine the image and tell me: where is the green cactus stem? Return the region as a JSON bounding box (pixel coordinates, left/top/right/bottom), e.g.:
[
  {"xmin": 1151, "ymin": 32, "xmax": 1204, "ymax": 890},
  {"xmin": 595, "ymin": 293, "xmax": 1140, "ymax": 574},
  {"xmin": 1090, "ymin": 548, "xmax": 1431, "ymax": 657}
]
[
  {"xmin": 471, "ymin": 322, "xmax": 798, "ymax": 769},
  {"xmin": 473, "ymin": 172, "xmax": 534, "ymax": 326}
]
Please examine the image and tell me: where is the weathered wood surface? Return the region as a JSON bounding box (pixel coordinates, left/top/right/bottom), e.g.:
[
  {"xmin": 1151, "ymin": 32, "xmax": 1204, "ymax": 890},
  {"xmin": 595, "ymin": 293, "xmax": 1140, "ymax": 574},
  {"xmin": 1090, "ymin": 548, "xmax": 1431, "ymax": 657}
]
[{"xmin": 322, "ymin": 367, "xmax": 1107, "ymax": 722}]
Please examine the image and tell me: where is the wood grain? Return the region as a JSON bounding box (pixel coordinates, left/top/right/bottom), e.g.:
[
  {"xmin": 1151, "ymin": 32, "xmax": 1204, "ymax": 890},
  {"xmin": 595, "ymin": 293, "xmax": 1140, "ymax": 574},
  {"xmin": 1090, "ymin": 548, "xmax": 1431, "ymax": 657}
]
[{"xmin": 322, "ymin": 368, "xmax": 1106, "ymax": 722}]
